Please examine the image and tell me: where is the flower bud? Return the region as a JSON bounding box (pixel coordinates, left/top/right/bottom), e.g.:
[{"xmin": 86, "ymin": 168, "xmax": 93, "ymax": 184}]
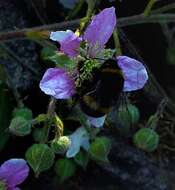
[
  {"xmin": 51, "ymin": 136, "xmax": 71, "ymax": 154},
  {"xmin": 9, "ymin": 117, "xmax": 32, "ymax": 136},
  {"xmin": 133, "ymin": 128, "xmax": 159, "ymax": 152},
  {"xmin": 118, "ymin": 104, "xmax": 140, "ymax": 127}
]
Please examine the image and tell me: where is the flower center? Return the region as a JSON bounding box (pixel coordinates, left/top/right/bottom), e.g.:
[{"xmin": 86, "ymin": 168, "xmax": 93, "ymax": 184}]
[
  {"xmin": 0, "ymin": 180, "xmax": 7, "ymax": 190},
  {"xmin": 76, "ymin": 59, "xmax": 100, "ymax": 88}
]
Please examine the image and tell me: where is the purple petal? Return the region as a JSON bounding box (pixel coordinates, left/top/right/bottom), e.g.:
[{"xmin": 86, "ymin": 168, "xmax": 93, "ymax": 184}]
[
  {"xmin": 50, "ymin": 30, "xmax": 82, "ymax": 57},
  {"xmin": 8, "ymin": 187, "xmax": 21, "ymax": 190},
  {"xmin": 117, "ymin": 56, "xmax": 148, "ymax": 91},
  {"xmin": 39, "ymin": 68, "xmax": 76, "ymax": 99},
  {"xmin": 66, "ymin": 127, "xmax": 90, "ymax": 158},
  {"xmin": 86, "ymin": 114, "xmax": 106, "ymax": 128},
  {"xmin": 0, "ymin": 159, "xmax": 29, "ymax": 188},
  {"xmin": 84, "ymin": 7, "xmax": 116, "ymax": 47}
]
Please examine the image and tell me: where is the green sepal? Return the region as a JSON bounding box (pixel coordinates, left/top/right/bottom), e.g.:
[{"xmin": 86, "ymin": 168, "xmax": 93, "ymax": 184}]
[{"xmin": 41, "ymin": 47, "xmax": 76, "ymax": 69}]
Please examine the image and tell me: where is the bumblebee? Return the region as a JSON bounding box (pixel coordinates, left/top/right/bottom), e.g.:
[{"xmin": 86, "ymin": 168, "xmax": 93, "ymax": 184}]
[{"xmin": 79, "ymin": 58, "xmax": 124, "ymax": 117}]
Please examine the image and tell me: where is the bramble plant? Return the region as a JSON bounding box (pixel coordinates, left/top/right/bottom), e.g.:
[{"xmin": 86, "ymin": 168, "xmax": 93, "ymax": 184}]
[
  {"xmin": 3, "ymin": 1, "xmax": 172, "ymax": 186},
  {"xmin": 7, "ymin": 6, "xmax": 149, "ymax": 182}
]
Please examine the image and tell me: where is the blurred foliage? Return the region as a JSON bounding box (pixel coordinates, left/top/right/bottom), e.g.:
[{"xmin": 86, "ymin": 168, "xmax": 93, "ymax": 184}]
[
  {"xmin": 54, "ymin": 158, "xmax": 76, "ymax": 183},
  {"xmin": 0, "ymin": 82, "xmax": 14, "ymax": 151}
]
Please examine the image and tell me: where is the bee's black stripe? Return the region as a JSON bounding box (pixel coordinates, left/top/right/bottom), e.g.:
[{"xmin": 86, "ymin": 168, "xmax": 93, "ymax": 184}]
[{"xmin": 80, "ymin": 59, "xmax": 124, "ymax": 117}]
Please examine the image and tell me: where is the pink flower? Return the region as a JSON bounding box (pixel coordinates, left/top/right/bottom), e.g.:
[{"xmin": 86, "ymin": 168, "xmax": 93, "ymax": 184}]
[
  {"xmin": 0, "ymin": 159, "xmax": 29, "ymax": 190},
  {"xmin": 41, "ymin": 7, "xmax": 148, "ymax": 102},
  {"xmin": 117, "ymin": 56, "xmax": 148, "ymax": 91},
  {"xmin": 39, "ymin": 68, "xmax": 75, "ymax": 99},
  {"xmin": 50, "ymin": 30, "xmax": 82, "ymax": 57}
]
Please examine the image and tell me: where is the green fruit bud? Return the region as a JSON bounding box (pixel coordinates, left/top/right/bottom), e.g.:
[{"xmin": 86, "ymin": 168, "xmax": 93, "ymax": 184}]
[
  {"xmin": 51, "ymin": 136, "xmax": 71, "ymax": 154},
  {"xmin": 118, "ymin": 104, "xmax": 140, "ymax": 127},
  {"xmin": 9, "ymin": 117, "xmax": 32, "ymax": 136},
  {"xmin": 133, "ymin": 128, "xmax": 159, "ymax": 152}
]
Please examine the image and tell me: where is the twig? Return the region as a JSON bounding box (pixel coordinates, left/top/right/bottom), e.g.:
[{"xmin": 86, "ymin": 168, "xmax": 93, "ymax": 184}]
[
  {"xmin": 30, "ymin": 0, "xmax": 46, "ymax": 24},
  {"xmin": 1, "ymin": 14, "xmax": 175, "ymax": 42},
  {"xmin": 0, "ymin": 19, "xmax": 80, "ymax": 42},
  {"xmin": 151, "ymin": 2, "xmax": 175, "ymax": 14},
  {"xmin": 143, "ymin": 0, "xmax": 157, "ymax": 16}
]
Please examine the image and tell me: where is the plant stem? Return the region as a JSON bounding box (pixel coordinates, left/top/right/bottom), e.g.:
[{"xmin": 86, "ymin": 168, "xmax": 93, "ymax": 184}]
[
  {"xmin": 113, "ymin": 28, "xmax": 122, "ymax": 56},
  {"xmin": 1, "ymin": 13, "xmax": 175, "ymax": 42},
  {"xmin": 42, "ymin": 97, "xmax": 56, "ymax": 143},
  {"xmin": 143, "ymin": 0, "xmax": 157, "ymax": 16},
  {"xmin": 66, "ymin": 0, "xmax": 85, "ymax": 20},
  {"xmin": 151, "ymin": 2, "xmax": 175, "ymax": 14},
  {"xmin": 86, "ymin": 0, "xmax": 96, "ymax": 18}
]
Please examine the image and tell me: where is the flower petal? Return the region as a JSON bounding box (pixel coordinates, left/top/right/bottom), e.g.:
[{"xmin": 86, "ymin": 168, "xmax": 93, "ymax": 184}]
[
  {"xmin": 84, "ymin": 7, "xmax": 116, "ymax": 47},
  {"xmin": 117, "ymin": 56, "xmax": 148, "ymax": 91},
  {"xmin": 86, "ymin": 115, "xmax": 106, "ymax": 128},
  {"xmin": 0, "ymin": 159, "xmax": 29, "ymax": 188},
  {"xmin": 66, "ymin": 127, "xmax": 90, "ymax": 158},
  {"xmin": 39, "ymin": 68, "xmax": 76, "ymax": 99},
  {"xmin": 50, "ymin": 30, "xmax": 82, "ymax": 57},
  {"xmin": 8, "ymin": 187, "xmax": 21, "ymax": 190}
]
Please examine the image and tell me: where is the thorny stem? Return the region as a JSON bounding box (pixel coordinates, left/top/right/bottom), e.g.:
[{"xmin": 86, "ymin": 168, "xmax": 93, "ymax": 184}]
[
  {"xmin": 1, "ymin": 13, "xmax": 175, "ymax": 42},
  {"xmin": 143, "ymin": 0, "xmax": 157, "ymax": 16}
]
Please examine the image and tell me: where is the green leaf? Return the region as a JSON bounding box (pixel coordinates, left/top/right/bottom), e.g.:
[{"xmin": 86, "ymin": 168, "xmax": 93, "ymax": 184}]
[
  {"xmin": 74, "ymin": 150, "xmax": 89, "ymax": 170},
  {"xmin": 9, "ymin": 116, "xmax": 32, "ymax": 136},
  {"xmin": 32, "ymin": 128, "xmax": 46, "ymax": 142},
  {"xmin": 133, "ymin": 128, "xmax": 159, "ymax": 152},
  {"xmin": 41, "ymin": 47, "xmax": 76, "ymax": 69},
  {"xmin": 54, "ymin": 158, "xmax": 76, "ymax": 182},
  {"xmin": 89, "ymin": 137, "xmax": 111, "ymax": 163},
  {"xmin": 25, "ymin": 144, "xmax": 55, "ymax": 177},
  {"xmin": 0, "ymin": 83, "xmax": 14, "ymax": 151},
  {"xmin": 13, "ymin": 107, "xmax": 33, "ymax": 120}
]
